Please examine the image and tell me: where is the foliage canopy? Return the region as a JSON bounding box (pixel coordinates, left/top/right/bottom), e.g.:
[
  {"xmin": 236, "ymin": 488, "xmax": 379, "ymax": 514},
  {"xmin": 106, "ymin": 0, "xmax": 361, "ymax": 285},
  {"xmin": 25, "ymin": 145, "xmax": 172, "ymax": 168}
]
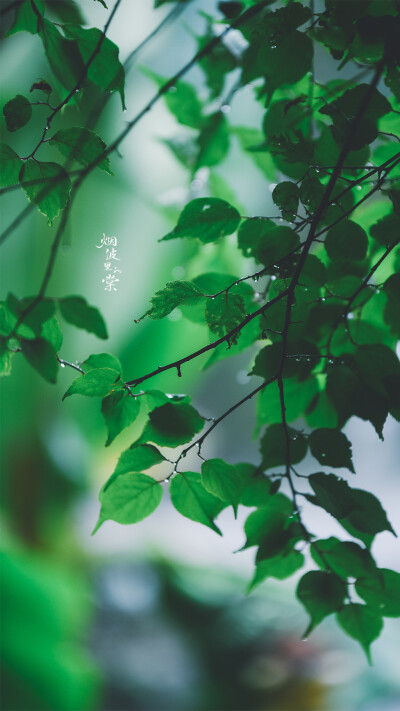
[{"xmin": 1, "ymin": 0, "xmax": 400, "ymax": 662}]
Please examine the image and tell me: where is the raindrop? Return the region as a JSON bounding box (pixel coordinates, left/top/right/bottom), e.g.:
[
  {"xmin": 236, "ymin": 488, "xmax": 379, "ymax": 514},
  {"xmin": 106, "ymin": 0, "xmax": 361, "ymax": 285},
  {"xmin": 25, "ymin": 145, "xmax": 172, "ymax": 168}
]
[
  {"xmin": 296, "ymin": 357, "xmax": 301, "ymax": 362},
  {"xmin": 356, "ymin": 185, "xmax": 362, "ymax": 191},
  {"xmin": 321, "ymin": 297, "xmax": 326, "ymax": 302},
  {"xmin": 329, "ymin": 359, "xmax": 334, "ymax": 364},
  {"xmin": 60, "ymin": 362, "xmax": 65, "ymax": 368},
  {"xmin": 123, "ymin": 109, "xmax": 127, "ymax": 113},
  {"xmin": 270, "ymin": 275, "xmax": 276, "ymax": 281},
  {"xmin": 220, "ymin": 104, "xmax": 231, "ymax": 114},
  {"xmin": 168, "ymin": 86, "xmax": 177, "ymax": 93},
  {"xmin": 306, "ymin": 358, "xmax": 311, "ymax": 362},
  {"xmin": 45, "ymin": 124, "xmax": 50, "ymax": 131},
  {"xmin": 348, "ymin": 313, "xmax": 354, "ymax": 319}
]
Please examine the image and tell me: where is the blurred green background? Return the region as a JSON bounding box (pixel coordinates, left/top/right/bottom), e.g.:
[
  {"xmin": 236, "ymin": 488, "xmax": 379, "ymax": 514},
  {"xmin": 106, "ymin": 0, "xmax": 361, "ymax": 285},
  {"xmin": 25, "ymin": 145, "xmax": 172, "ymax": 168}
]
[{"xmin": 1, "ymin": 1, "xmax": 399, "ymax": 710}]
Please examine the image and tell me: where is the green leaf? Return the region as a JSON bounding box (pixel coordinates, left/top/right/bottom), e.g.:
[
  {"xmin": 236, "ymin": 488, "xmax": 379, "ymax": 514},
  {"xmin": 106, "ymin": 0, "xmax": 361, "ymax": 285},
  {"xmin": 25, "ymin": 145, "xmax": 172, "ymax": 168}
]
[
  {"xmin": 49, "ymin": 127, "xmax": 112, "ymax": 174},
  {"xmin": 201, "ymin": 458, "xmax": 244, "ymax": 513},
  {"xmin": 0, "ymin": 338, "xmax": 13, "ymax": 377},
  {"xmin": 146, "ymin": 281, "xmax": 203, "ymax": 320},
  {"xmin": 3, "ymin": 95, "xmax": 32, "ymax": 132},
  {"xmin": 20, "ymin": 160, "xmax": 71, "ymax": 226},
  {"xmin": 326, "ymin": 364, "xmax": 389, "ymax": 438},
  {"xmin": 354, "ymin": 344, "xmax": 400, "ymax": 402},
  {"xmin": 142, "ymin": 68, "xmax": 203, "ymax": 128},
  {"xmin": 19, "ymin": 337, "xmax": 58, "ymax": 384},
  {"xmin": 305, "ymin": 387, "xmax": 339, "ymax": 429},
  {"xmin": 251, "ymin": 341, "xmax": 320, "ymax": 381},
  {"xmin": 309, "ymin": 473, "xmax": 358, "ymax": 519},
  {"xmin": 237, "ymin": 217, "xmax": 275, "ymax": 258},
  {"xmin": 63, "ymin": 24, "xmax": 126, "ymax": 109},
  {"xmin": 340, "ymin": 488, "xmax": 396, "ymax": 541},
  {"xmin": 164, "ymin": 81, "xmax": 203, "ymax": 129},
  {"xmin": 260, "ymin": 424, "xmax": 308, "ymax": 469},
  {"xmin": 4, "ymin": 295, "xmax": 62, "ymax": 350},
  {"xmin": 170, "ymin": 471, "xmax": 225, "ymax": 534},
  {"xmin": 383, "ymin": 273, "xmax": 400, "ymax": 338},
  {"xmin": 309, "ymin": 472, "xmax": 395, "ymax": 541},
  {"xmin": 63, "ymin": 367, "xmax": 123, "ymax": 400},
  {"xmin": 243, "ymin": 494, "xmax": 293, "ymax": 551},
  {"xmin": 319, "ymin": 85, "xmax": 390, "ymax": 149},
  {"xmin": 7, "ymin": 0, "xmax": 44, "ymax": 35},
  {"xmin": 181, "ymin": 272, "xmax": 253, "ymax": 325},
  {"xmin": 257, "ymin": 377, "xmax": 319, "ymax": 427},
  {"xmin": 114, "ymin": 444, "xmax": 166, "ymax": 477},
  {"xmin": 299, "ymin": 177, "xmax": 325, "ymax": 214},
  {"xmin": 296, "ymin": 571, "xmax": 347, "ymax": 636},
  {"xmin": 336, "ymin": 604, "xmax": 383, "ymax": 664},
  {"xmin": 103, "ymin": 444, "xmax": 166, "ymax": 491},
  {"xmin": 325, "ymin": 220, "xmax": 368, "ymax": 262},
  {"xmin": 196, "ymin": 113, "xmax": 230, "ymax": 169},
  {"xmin": 93, "ymin": 473, "xmax": 163, "ymax": 532},
  {"xmin": 205, "ymin": 293, "xmax": 246, "ymax": 337},
  {"xmin": 356, "ymin": 569, "xmax": 400, "ymax": 618},
  {"xmin": 203, "ymin": 316, "xmax": 260, "ymax": 369},
  {"xmin": 101, "ymin": 390, "xmax": 141, "ymax": 446},
  {"xmin": 256, "ymin": 226, "xmax": 300, "ymax": 267},
  {"xmin": 81, "ymin": 352, "xmax": 122, "ymax": 374},
  {"xmin": 272, "ymin": 182, "xmax": 300, "ymax": 222},
  {"xmin": 244, "ymin": 29, "xmax": 313, "ymax": 101},
  {"xmin": 247, "ymin": 550, "xmax": 304, "ymax": 592},
  {"xmin": 240, "ymin": 469, "xmax": 272, "ymax": 507},
  {"xmin": 39, "ymin": 20, "xmax": 84, "ymax": 91},
  {"xmin": 58, "ymin": 296, "xmax": 108, "ymax": 339},
  {"xmin": 232, "ymin": 126, "xmax": 277, "ymax": 181},
  {"xmin": 311, "ymin": 538, "xmax": 377, "ymax": 580},
  {"xmin": 30, "ymin": 78, "xmax": 52, "ymax": 94},
  {"xmin": 263, "ymin": 97, "xmax": 309, "ymax": 141},
  {"xmin": 255, "ymin": 515, "xmax": 299, "ymax": 562},
  {"xmin": 197, "ymin": 26, "xmax": 237, "ymax": 97},
  {"xmin": 161, "ymin": 198, "xmax": 240, "ymax": 243},
  {"xmin": 370, "ymin": 213, "xmax": 400, "ymax": 248},
  {"xmin": 138, "ymin": 402, "xmax": 204, "ymax": 447},
  {"xmin": 0, "ymin": 143, "xmax": 22, "ymax": 186},
  {"xmin": 309, "ymin": 428, "xmax": 355, "ymax": 472}
]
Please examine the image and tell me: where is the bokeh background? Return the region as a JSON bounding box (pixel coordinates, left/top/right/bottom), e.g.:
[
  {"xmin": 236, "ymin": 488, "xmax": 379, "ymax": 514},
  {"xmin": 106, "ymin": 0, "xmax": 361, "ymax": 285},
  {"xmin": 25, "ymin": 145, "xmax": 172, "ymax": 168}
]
[{"xmin": 1, "ymin": 1, "xmax": 399, "ymax": 709}]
